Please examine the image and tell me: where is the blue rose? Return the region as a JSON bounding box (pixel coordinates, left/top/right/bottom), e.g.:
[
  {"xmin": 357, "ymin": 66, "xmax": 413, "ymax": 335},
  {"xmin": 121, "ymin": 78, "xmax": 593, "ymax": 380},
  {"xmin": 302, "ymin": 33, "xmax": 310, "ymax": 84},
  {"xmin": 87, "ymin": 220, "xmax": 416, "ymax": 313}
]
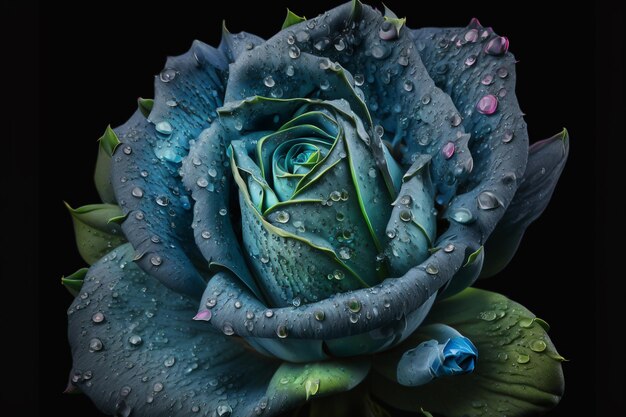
[{"xmin": 62, "ymin": 2, "xmax": 568, "ymax": 416}]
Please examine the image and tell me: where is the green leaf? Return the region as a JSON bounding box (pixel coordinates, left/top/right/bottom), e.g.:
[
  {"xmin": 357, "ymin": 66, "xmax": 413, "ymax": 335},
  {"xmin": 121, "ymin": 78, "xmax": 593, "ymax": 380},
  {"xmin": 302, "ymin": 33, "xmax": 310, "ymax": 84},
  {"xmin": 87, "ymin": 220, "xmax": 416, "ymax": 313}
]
[
  {"xmin": 94, "ymin": 125, "xmax": 120, "ymax": 204},
  {"xmin": 267, "ymin": 359, "xmax": 369, "ymax": 411},
  {"xmin": 65, "ymin": 202, "xmax": 127, "ymax": 265},
  {"xmin": 61, "ymin": 267, "xmax": 88, "ymax": 297},
  {"xmin": 137, "ymin": 97, "xmax": 153, "ymax": 118},
  {"xmin": 371, "ymin": 288, "xmax": 565, "ymax": 417},
  {"xmin": 281, "ymin": 9, "xmax": 306, "ymax": 29}
]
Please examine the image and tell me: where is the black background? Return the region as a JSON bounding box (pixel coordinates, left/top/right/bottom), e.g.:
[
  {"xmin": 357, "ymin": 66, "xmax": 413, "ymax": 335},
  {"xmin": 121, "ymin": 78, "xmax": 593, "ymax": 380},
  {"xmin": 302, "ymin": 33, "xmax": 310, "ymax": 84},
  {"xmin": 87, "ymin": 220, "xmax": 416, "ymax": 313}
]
[{"xmin": 6, "ymin": 1, "xmax": 623, "ymax": 416}]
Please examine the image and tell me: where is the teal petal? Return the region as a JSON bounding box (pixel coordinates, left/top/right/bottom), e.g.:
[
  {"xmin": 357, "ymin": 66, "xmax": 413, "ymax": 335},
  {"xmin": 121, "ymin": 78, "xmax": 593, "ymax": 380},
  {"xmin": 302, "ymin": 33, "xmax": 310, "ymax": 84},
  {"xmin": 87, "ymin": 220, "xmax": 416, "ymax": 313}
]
[
  {"xmin": 218, "ymin": 23, "xmax": 264, "ymax": 63},
  {"xmin": 64, "ymin": 202, "xmax": 127, "ymax": 265},
  {"xmin": 110, "ymin": 40, "xmax": 230, "ymax": 298},
  {"xmin": 412, "ymin": 20, "xmax": 529, "ymax": 236},
  {"xmin": 181, "ymin": 124, "xmax": 265, "ymax": 301},
  {"xmin": 68, "ymin": 244, "xmax": 370, "ymax": 417},
  {"xmin": 385, "ymin": 154, "xmax": 436, "ymax": 276}
]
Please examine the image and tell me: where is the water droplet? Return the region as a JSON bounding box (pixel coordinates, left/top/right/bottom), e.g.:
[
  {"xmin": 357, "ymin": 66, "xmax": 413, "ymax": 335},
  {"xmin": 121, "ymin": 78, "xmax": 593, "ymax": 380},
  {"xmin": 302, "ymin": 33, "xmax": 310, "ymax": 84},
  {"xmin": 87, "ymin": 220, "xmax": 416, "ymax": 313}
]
[
  {"xmin": 294, "ymin": 30, "xmax": 309, "ymax": 42},
  {"xmin": 150, "ymin": 256, "xmax": 162, "ymax": 266},
  {"xmin": 89, "ymin": 338, "xmax": 103, "ymax": 352},
  {"xmin": 517, "ymin": 354, "xmax": 530, "ymax": 364},
  {"xmin": 425, "ymin": 264, "xmax": 439, "ymax": 275},
  {"xmin": 314, "ymin": 310, "xmax": 325, "ymax": 321},
  {"xmin": 166, "ymin": 99, "xmax": 177, "ymax": 107},
  {"xmin": 115, "ymin": 400, "xmax": 132, "ymax": 417},
  {"xmin": 288, "ymin": 46, "xmax": 301, "ymax": 59},
  {"xmin": 379, "ymin": 21, "xmax": 397, "ymax": 40},
  {"xmin": 153, "ymin": 382, "xmax": 164, "ymax": 392},
  {"xmin": 314, "ymin": 38, "xmax": 329, "ymax": 51},
  {"xmin": 464, "ymin": 55, "xmax": 477, "ymax": 66},
  {"xmin": 155, "ymin": 195, "xmax": 169, "ymax": 207},
  {"xmin": 443, "ymin": 243, "xmax": 455, "ymax": 253},
  {"xmin": 371, "ymin": 44, "xmax": 386, "ymax": 59},
  {"xmin": 497, "ymin": 67, "xmax": 509, "ymax": 78},
  {"xmin": 159, "ymin": 68, "xmax": 177, "ymax": 83},
  {"xmin": 291, "ymin": 297, "xmax": 301, "ymax": 307},
  {"xmin": 192, "ymin": 405, "xmax": 200, "ymax": 413},
  {"xmin": 354, "ymin": 74, "xmax": 364, "ymax": 86},
  {"xmin": 201, "ymin": 230, "xmax": 212, "ymax": 239},
  {"xmin": 155, "ymin": 121, "xmax": 173, "ymax": 135},
  {"xmin": 476, "ymin": 95, "xmax": 498, "ymax": 115},
  {"xmin": 276, "ymin": 324, "xmax": 288, "ymax": 338},
  {"xmin": 398, "ymin": 55, "xmax": 409, "ymax": 66},
  {"xmin": 450, "ymin": 113, "xmax": 462, "ymax": 127},
  {"xmin": 123, "ymin": 145, "xmax": 132, "ymax": 155},
  {"xmin": 484, "ymin": 36, "xmax": 509, "ymax": 55},
  {"xmin": 234, "ymin": 300, "xmax": 242, "ymax": 309},
  {"xmin": 451, "ymin": 208, "xmax": 473, "ymax": 224},
  {"xmin": 497, "ymin": 352, "xmax": 508, "ymax": 361},
  {"xmin": 336, "ymin": 212, "xmax": 345, "ymax": 221},
  {"xmin": 401, "ymin": 80, "xmax": 414, "ymax": 93},
  {"xmin": 319, "ymin": 79, "xmax": 330, "ymax": 90},
  {"xmin": 164, "ymin": 356, "xmax": 176, "ymax": 367},
  {"xmin": 222, "ymin": 323, "xmax": 234, "ymax": 336},
  {"xmin": 275, "ymin": 210, "xmax": 290, "ymax": 223},
  {"xmin": 481, "ymin": 74, "xmax": 494, "ymax": 85},
  {"xmin": 399, "ymin": 210, "xmax": 412, "ymax": 222},
  {"xmin": 398, "ymin": 195, "xmax": 412, "ymax": 206},
  {"xmin": 197, "ymin": 177, "xmax": 209, "ymax": 188},
  {"xmin": 479, "ymin": 310, "xmax": 497, "ymax": 321},
  {"xmin": 193, "ymin": 310, "xmax": 212, "ymax": 321},
  {"xmin": 259, "ymin": 254, "xmax": 269, "ymax": 264},
  {"xmin": 477, "ymin": 191, "xmax": 502, "ymax": 210},
  {"xmin": 263, "ymin": 76, "xmax": 275, "ymax": 88},
  {"xmin": 386, "ymin": 229, "xmax": 396, "ymax": 239},
  {"xmin": 334, "ymin": 38, "xmax": 346, "ymax": 51},
  {"xmin": 347, "ymin": 298, "xmax": 361, "ymax": 313},
  {"xmin": 287, "ymin": 34, "xmax": 295, "ymax": 45},
  {"xmin": 421, "ymin": 94, "xmax": 431, "ymax": 105},
  {"xmin": 219, "ymin": 208, "xmax": 228, "ymax": 216},
  {"xmin": 464, "ymin": 29, "xmax": 479, "ymax": 42},
  {"xmin": 265, "ymin": 309, "xmax": 274, "ymax": 318},
  {"xmin": 140, "ymin": 170, "xmax": 149, "ymax": 177},
  {"xmin": 150, "ymin": 235, "xmax": 160, "ymax": 243},
  {"xmin": 206, "ymin": 298, "xmax": 217, "ymax": 308},
  {"xmin": 131, "ymin": 187, "xmax": 144, "ymax": 198},
  {"xmin": 129, "ymin": 334, "xmax": 143, "ymax": 346},
  {"xmin": 286, "ymin": 65, "xmax": 295, "ymax": 77},
  {"xmin": 333, "ymin": 270, "xmax": 345, "ymax": 280},
  {"xmin": 442, "ymin": 142, "xmax": 455, "ymax": 159},
  {"xmin": 92, "ymin": 312, "xmax": 105, "ymax": 324},
  {"xmin": 338, "ymin": 246, "xmax": 351, "ymax": 260},
  {"xmin": 135, "ymin": 211, "xmax": 144, "ymax": 220}
]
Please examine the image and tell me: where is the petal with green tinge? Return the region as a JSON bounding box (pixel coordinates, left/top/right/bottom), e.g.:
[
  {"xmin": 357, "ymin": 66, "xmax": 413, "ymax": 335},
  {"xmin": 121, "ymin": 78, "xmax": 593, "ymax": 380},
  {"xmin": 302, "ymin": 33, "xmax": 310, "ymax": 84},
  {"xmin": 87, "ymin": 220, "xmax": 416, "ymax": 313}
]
[
  {"xmin": 93, "ymin": 125, "xmax": 120, "ymax": 204},
  {"xmin": 64, "ymin": 202, "xmax": 127, "ymax": 265},
  {"xmin": 61, "ymin": 267, "xmax": 88, "ymax": 297},
  {"xmin": 371, "ymin": 288, "xmax": 564, "ymax": 417}
]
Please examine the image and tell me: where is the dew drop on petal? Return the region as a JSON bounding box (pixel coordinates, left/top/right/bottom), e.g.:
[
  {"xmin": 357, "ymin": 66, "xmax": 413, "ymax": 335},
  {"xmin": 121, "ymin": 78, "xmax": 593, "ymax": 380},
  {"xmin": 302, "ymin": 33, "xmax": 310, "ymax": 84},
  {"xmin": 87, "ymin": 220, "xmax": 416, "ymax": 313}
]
[
  {"xmin": 263, "ymin": 76, "xmax": 275, "ymax": 88},
  {"xmin": 476, "ymin": 95, "xmax": 498, "ymax": 115},
  {"xmin": 442, "ymin": 142, "xmax": 455, "ymax": 159},
  {"xmin": 159, "ymin": 68, "xmax": 177, "ymax": 83}
]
